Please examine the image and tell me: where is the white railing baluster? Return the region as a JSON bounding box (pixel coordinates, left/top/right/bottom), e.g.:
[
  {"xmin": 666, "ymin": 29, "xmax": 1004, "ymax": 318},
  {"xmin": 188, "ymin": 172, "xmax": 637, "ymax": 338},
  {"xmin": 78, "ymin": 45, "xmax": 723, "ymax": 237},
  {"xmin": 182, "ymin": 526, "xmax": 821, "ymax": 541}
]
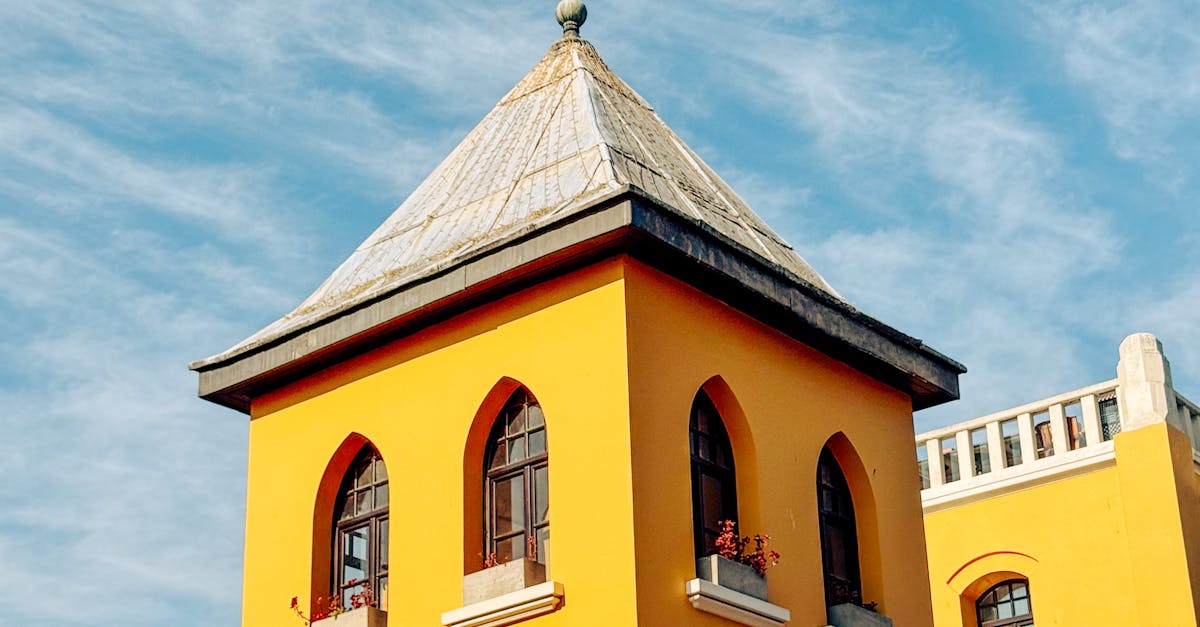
[
  {"xmin": 1081, "ymin": 394, "xmax": 1101, "ymax": 449},
  {"xmin": 1017, "ymin": 412, "xmax": 1035, "ymax": 466},
  {"xmin": 985, "ymin": 420, "xmax": 1004, "ymax": 473},
  {"xmin": 1049, "ymin": 403, "xmax": 1068, "ymax": 455},
  {"xmin": 956, "ymin": 430, "xmax": 973, "ymax": 477},
  {"xmin": 926, "ymin": 439, "xmax": 945, "ymax": 488}
]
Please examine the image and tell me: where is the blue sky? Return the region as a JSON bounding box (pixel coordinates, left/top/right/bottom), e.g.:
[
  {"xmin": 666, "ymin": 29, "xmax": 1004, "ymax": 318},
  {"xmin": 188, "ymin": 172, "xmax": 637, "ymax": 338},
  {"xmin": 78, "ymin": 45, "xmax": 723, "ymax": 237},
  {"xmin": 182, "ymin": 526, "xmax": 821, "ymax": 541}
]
[{"xmin": 1, "ymin": 1, "xmax": 1197, "ymax": 625}]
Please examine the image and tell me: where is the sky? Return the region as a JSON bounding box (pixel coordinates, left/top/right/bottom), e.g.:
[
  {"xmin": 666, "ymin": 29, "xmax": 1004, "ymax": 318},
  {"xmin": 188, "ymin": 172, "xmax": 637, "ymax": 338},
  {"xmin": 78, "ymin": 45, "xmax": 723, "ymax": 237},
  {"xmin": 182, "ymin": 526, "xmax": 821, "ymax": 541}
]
[{"xmin": 1, "ymin": 0, "xmax": 1197, "ymax": 625}]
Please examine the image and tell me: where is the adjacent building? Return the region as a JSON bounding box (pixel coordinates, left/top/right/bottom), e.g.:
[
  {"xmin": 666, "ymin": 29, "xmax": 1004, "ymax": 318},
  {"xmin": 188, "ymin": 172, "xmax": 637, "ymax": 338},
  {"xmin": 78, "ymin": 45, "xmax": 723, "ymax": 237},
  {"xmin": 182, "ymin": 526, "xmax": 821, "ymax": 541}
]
[
  {"xmin": 918, "ymin": 333, "xmax": 1200, "ymax": 626},
  {"xmin": 191, "ymin": 3, "xmax": 964, "ymax": 627}
]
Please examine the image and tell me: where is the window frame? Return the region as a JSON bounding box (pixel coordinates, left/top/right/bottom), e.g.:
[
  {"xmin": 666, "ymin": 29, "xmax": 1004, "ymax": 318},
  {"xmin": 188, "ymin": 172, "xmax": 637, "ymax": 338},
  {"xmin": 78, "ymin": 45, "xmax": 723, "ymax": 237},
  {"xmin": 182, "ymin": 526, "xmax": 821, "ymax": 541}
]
[
  {"xmin": 689, "ymin": 390, "xmax": 738, "ymax": 560},
  {"xmin": 483, "ymin": 389, "xmax": 550, "ymax": 566},
  {"xmin": 975, "ymin": 578, "xmax": 1034, "ymax": 627},
  {"xmin": 332, "ymin": 445, "xmax": 389, "ymax": 609},
  {"xmin": 817, "ymin": 446, "xmax": 861, "ymax": 609}
]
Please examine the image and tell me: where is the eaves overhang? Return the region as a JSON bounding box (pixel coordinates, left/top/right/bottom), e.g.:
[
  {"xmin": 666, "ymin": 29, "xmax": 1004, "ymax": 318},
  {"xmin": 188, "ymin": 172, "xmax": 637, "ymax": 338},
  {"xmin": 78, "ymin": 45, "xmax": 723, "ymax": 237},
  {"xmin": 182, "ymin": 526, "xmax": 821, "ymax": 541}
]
[{"xmin": 191, "ymin": 185, "xmax": 965, "ymax": 414}]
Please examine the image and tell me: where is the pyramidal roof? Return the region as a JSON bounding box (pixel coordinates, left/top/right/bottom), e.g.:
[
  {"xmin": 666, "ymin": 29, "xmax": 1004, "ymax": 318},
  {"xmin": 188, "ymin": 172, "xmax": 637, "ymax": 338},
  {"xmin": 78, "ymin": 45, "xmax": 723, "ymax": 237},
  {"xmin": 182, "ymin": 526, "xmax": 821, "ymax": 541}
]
[
  {"xmin": 202, "ymin": 36, "xmax": 834, "ymax": 365},
  {"xmin": 192, "ymin": 12, "xmax": 964, "ymax": 414}
]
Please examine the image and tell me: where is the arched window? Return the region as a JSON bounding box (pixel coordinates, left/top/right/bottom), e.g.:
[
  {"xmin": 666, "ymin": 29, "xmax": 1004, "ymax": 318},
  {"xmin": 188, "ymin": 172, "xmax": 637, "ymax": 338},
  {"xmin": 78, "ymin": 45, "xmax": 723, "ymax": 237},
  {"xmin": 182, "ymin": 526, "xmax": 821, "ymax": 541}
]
[
  {"xmin": 333, "ymin": 445, "xmax": 388, "ymax": 609},
  {"xmin": 690, "ymin": 390, "xmax": 737, "ymax": 559},
  {"xmin": 484, "ymin": 388, "xmax": 549, "ymax": 565},
  {"xmin": 976, "ymin": 579, "xmax": 1033, "ymax": 627},
  {"xmin": 818, "ymin": 446, "xmax": 860, "ymax": 608}
]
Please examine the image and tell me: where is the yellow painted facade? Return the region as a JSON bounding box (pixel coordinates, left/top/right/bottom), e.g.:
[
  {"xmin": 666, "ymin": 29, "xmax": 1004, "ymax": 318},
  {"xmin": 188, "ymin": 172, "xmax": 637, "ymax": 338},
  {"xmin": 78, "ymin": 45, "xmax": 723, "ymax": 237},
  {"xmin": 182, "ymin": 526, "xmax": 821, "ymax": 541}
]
[
  {"xmin": 922, "ymin": 337, "xmax": 1200, "ymax": 627},
  {"xmin": 239, "ymin": 257, "xmax": 939, "ymax": 626}
]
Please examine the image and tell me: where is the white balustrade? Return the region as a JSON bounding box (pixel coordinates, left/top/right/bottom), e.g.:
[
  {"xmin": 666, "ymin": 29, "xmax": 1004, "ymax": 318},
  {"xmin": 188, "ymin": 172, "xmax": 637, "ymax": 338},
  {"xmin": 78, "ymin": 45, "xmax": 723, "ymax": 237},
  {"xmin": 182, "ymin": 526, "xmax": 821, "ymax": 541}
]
[{"xmin": 915, "ymin": 380, "xmax": 1122, "ymax": 503}]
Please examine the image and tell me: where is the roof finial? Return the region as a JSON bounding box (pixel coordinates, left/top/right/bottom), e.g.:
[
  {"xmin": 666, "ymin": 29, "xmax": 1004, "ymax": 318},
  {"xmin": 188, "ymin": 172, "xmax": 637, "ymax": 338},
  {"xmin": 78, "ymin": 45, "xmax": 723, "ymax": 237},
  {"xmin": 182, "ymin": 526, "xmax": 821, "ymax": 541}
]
[{"xmin": 556, "ymin": 0, "xmax": 587, "ymax": 39}]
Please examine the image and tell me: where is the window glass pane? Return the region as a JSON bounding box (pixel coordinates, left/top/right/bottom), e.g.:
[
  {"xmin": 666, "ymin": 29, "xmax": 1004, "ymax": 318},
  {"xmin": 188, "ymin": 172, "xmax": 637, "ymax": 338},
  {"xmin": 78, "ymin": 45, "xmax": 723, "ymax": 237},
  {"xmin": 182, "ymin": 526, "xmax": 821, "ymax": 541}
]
[
  {"xmin": 508, "ymin": 405, "xmax": 525, "ymax": 435},
  {"xmin": 495, "ymin": 534, "xmax": 525, "ymax": 563},
  {"xmin": 342, "ymin": 527, "xmax": 369, "ymax": 584},
  {"xmin": 979, "ymin": 604, "xmax": 998, "ymax": 621},
  {"xmin": 826, "ymin": 524, "xmax": 847, "ymax": 577},
  {"xmin": 534, "ymin": 466, "xmax": 549, "ymax": 523},
  {"xmin": 998, "ymin": 600, "xmax": 1014, "ymax": 619},
  {"xmin": 378, "ymin": 576, "xmax": 388, "ymax": 611},
  {"xmin": 357, "ymin": 461, "xmax": 373, "ymax": 488},
  {"xmin": 701, "ymin": 473, "xmax": 724, "ymax": 530},
  {"xmin": 529, "ymin": 429, "xmax": 546, "ymax": 456},
  {"xmin": 356, "ymin": 491, "xmax": 370, "ymax": 515},
  {"xmin": 379, "ymin": 518, "xmax": 389, "ymax": 570},
  {"xmin": 997, "ymin": 584, "xmax": 1013, "ymax": 602},
  {"xmin": 494, "ymin": 475, "xmax": 525, "ymax": 535},
  {"xmin": 694, "ymin": 403, "xmax": 710, "ymax": 433},
  {"xmin": 337, "ymin": 496, "xmax": 354, "ymax": 521},
  {"xmin": 1014, "ymin": 597, "xmax": 1030, "ymax": 616},
  {"xmin": 340, "ymin": 582, "xmax": 365, "ymax": 610},
  {"xmin": 527, "ymin": 404, "xmax": 544, "ymax": 429},
  {"xmin": 1100, "ymin": 398, "xmax": 1121, "ymax": 440},
  {"xmin": 694, "ymin": 434, "xmax": 711, "ymax": 461},
  {"xmin": 374, "ymin": 484, "xmax": 389, "ymax": 511},
  {"xmin": 374, "ymin": 459, "xmax": 387, "ymax": 482},
  {"xmin": 535, "ymin": 527, "xmax": 550, "ymax": 565},
  {"xmin": 509, "ymin": 436, "xmax": 526, "ymax": 463},
  {"xmin": 490, "ymin": 440, "xmax": 507, "ymax": 470},
  {"xmin": 713, "ymin": 438, "xmax": 729, "ymax": 467}
]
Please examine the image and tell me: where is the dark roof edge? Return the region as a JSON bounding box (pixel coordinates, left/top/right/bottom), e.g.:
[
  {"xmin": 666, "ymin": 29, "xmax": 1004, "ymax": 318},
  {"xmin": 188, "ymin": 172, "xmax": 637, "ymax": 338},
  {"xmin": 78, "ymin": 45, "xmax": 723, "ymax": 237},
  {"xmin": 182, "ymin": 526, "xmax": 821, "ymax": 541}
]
[{"xmin": 194, "ymin": 189, "xmax": 964, "ymax": 414}]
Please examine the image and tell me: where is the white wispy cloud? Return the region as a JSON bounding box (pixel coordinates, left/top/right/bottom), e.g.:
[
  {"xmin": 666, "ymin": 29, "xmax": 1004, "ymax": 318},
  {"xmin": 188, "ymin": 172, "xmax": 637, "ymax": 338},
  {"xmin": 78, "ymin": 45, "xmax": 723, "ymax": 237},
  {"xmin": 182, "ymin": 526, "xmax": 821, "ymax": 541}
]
[
  {"xmin": 1, "ymin": 2, "xmax": 1195, "ymax": 626},
  {"xmin": 1024, "ymin": 0, "xmax": 1200, "ymax": 186}
]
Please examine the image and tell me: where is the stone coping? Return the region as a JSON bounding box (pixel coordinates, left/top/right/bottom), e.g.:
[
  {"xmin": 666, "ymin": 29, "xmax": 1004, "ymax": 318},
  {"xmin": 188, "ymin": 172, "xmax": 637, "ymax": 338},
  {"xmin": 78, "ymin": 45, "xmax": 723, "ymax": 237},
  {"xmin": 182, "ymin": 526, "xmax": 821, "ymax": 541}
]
[
  {"xmin": 193, "ymin": 188, "xmax": 963, "ymax": 414},
  {"xmin": 685, "ymin": 578, "xmax": 790, "ymax": 626}
]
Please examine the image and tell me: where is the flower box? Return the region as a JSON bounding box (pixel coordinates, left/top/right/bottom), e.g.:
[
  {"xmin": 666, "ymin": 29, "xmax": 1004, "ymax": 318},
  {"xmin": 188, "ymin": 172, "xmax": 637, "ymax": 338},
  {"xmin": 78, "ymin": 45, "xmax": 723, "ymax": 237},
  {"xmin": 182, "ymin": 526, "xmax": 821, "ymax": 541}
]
[
  {"xmin": 462, "ymin": 558, "xmax": 547, "ymax": 605},
  {"xmin": 696, "ymin": 555, "xmax": 768, "ymax": 600},
  {"xmin": 827, "ymin": 602, "xmax": 893, "ymax": 627},
  {"xmin": 312, "ymin": 607, "xmax": 387, "ymax": 627}
]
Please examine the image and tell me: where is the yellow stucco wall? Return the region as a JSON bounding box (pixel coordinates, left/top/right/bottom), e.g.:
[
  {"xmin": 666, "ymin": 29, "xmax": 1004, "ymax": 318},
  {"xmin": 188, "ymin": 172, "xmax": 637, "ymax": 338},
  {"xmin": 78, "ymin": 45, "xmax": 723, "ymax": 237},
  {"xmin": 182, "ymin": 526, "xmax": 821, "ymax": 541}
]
[
  {"xmin": 924, "ymin": 421, "xmax": 1200, "ymax": 627},
  {"xmin": 239, "ymin": 257, "xmax": 936, "ymax": 626},
  {"xmin": 622, "ymin": 261, "xmax": 935, "ymax": 626},
  {"xmin": 243, "ymin": 259, "xmax": 638, "ymax": 626}
]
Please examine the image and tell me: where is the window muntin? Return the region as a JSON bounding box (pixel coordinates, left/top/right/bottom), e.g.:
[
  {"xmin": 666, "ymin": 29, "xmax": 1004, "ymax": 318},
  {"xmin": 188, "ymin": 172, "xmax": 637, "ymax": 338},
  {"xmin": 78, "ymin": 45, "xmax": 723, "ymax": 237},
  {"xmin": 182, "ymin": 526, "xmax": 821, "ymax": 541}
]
[
  {"xmin": 333, "ymin": 446, "xmax": 389, "ymax": 609},
  {"xmin": 484, "ymin": 389, "xmax": 549, "ymax": 565},
  {"xmin": 689, "ymin": 391, "xmax": 737, "ymax": 559},
  {"xmin": 818, "ymin": 447, "xmax": 861, "ymax": 608},
  {"xmin": 976, "ymin": 579, "xmax": 1034, "ymax": 627}
]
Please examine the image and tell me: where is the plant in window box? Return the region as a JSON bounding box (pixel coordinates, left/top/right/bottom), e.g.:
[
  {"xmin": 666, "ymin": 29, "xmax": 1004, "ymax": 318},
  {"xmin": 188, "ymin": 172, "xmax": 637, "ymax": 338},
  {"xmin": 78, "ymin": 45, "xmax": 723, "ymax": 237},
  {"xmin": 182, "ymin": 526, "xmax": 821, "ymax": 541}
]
[
  {"xmin": 696, "ymin": 520, "xmax": 780, "ymax": 600},
  {"xmin": 290, "ymin": 581, "xmax": 386, "ymax": 627},
  {"xmin": 461, "ymin": 540, "xmax": 548, "ymax": 605}
]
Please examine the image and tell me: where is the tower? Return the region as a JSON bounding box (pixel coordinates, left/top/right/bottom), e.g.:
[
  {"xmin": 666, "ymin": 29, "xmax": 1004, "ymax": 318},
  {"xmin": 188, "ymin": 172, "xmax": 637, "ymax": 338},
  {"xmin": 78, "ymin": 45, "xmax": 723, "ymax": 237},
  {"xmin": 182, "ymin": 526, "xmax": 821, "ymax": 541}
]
[{"xmin": 191, "ymin": 4, "xmax": 964, "ymax": 626}]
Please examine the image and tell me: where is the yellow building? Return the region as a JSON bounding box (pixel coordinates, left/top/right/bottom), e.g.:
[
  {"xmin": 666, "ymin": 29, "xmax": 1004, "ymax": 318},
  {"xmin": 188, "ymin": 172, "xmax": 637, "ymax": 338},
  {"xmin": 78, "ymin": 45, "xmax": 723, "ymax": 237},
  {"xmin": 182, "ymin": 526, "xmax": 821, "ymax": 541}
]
[
  {"xmin": 191, "ymin": 3, "xmax": 965, "ymax": 627},
  {"xmin": 918, "ymin": 333, "xmax": 1200, "ymax": 627}
]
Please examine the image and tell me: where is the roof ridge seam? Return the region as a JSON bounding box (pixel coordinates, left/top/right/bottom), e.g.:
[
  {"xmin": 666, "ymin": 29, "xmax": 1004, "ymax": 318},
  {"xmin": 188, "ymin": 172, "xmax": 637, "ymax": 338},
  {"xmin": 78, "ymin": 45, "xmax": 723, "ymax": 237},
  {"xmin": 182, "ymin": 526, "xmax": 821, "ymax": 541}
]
[
  {"xmin": 590, "ymin": 75, "xmax": 708, "ymax": 223},
  {"xmin": 480, "ymin": 68, "xmax": 577, "ymax": 236},
  {"xmin": 663, "ymin": 127, "xmax": 780, "ymax": 264}
]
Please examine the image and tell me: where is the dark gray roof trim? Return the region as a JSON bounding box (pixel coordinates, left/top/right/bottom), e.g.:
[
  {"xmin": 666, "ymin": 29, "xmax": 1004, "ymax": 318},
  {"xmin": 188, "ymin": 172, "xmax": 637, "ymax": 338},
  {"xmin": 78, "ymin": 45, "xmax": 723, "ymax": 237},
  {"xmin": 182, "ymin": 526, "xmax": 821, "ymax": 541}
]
[{"xmin": 192, "ymin": 187, "xmax": 964, "ymax": 414}]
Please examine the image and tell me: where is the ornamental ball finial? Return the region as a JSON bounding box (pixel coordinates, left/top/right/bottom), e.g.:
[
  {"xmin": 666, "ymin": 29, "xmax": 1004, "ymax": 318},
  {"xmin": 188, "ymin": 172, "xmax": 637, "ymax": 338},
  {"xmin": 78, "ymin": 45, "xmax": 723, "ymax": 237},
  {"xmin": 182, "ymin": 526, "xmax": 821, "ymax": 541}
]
[{"xmin": 556, "ymin": 0, "xmax": 587, "ymax": 38}]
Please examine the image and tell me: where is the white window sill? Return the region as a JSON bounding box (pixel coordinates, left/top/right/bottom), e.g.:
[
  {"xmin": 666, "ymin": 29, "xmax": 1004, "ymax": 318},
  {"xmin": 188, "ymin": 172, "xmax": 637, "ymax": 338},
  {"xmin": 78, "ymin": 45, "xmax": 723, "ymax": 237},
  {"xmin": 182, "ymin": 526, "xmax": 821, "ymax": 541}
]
[
  {"xmin": 442, "ymin": 581, "xmax": 564, "ymax": 627},
  {"xmin": 685, "ymin": 578, "xmax": 790, "ymax": 626}
]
